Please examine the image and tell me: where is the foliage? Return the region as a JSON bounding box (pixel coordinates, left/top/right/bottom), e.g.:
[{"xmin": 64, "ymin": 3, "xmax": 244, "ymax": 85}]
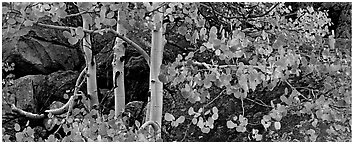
[
  {"xmin": 3, "ymin": 108, "xmax": 160, "ymax": 142},
  {"xmin": 158, "ymin": 2, "xmax": 351, "ymax": 142},
  {"xmin": 2, "ymin": 2, "xmax": 351, "ymax": 142}
]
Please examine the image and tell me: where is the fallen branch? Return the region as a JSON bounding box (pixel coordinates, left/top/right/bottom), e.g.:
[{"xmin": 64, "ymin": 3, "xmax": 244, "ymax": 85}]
[
  {"xmin": 11, "ymin": 104, "xmax": 45, "ymax": 119},
  {"xmin": 10, "ymin": 67, "xmax": 87, "ymax": 119}
]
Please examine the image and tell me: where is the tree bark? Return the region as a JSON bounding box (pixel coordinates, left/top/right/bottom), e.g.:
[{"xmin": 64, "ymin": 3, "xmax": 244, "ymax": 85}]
[
  {"xmin": 148, "ymin": 5, "xmax": 165, "ymax": 139},
  {"xmin": 82, "ymin": 13, "xmax": 99, "ymax": 110},
  {"xmin": 113, "ymin": 11, "xmax": 126, "ymax": 117}
]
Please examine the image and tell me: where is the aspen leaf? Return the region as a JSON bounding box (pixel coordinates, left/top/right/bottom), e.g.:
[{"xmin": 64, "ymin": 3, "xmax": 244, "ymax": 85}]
[
  {"xmin": 233, "ymin": 116, "xmax": 238, "ymax": 121},
  {"xmin": 164, "ymin": 113, "xmax": 175, "ymax": 121},
  {"xmin": 226, "ymin": 120, "xmax": 237, "ymax": 128},
  {"xmin": 215, "ymin": 49, "xmax": 221, "ymax": 56},
  {"xmin": 14, "ymin": 123, "xmax": 20, "ymax": 131},
  {"xmin": 263, "ymin": 115, "xmax": 271, "ymax": 121},
  {"xmin": 188, "ymin": 107, "xmax": 195, "ymax": 115},
  {"xmin": 200, "ymin": 27, "xmax": 207, "ymax": 39},
  {"xmin": 178, "ymin": 26, "xmax": 188, "ymax": 35},
  {"xmin": 280, "ymin": 95, "xmax": 288, "ymax": 104},
  {"xmin": 106, "ymin": 12, "xmax": 114, "ymax": 19},
  {"xmin": 46, "ymin": 135, "xmax": 56, "ymax": 142},
  {"xmin": 255, "ymin": 134, "xmax": 263, "ymax": 141},
  {"xmin": 203, "ymin": 79, "xmax": 212, "ymax": 89},
  {"xmin": 210, "ymin": 26, "xmax": 217, "ymax": 36},
  {"xmin": 166, "ymin": 8, "xmax": 172, "ymax": 14},
  {"xmin": 23, "ymin": 20, "xmax": 34, "ymax": 26},
  {"xmin": 158, "ymin": 74, "xmax": 168, "ymax": 83},
  {"xmin": 236, "ymin": 125, "xmax": 247, "ymax": 132},
  {"xmin": 198, "ymin": 107, "xmax": 203, "ymax": 113},
  {"xmin": 129, "ymin": 19, "xmax": 135, "ymax": 26},
  {"xmin": 212, "ymin": 113, "xmax": 219, "ymax": 120},
  {"xmin": 192, "ymin": 117, "xmax": 197, "ymax": 124},
  {"xmin": 171, "ymin": 121, "xmax": 177, "ymax": 127},
  {"xmin": 2, "ymin": 7, "xmax": 9, "ymax": 14},
  {"xmin": 57, "ymin": 9, "xmax": 67, "ymax": 18},
  {"xmin": 63, "ymin": 31, "xmax": 72, "ymax": 38},
  {"xmin": 15, "ymin": 28, "xmax": 30, "ymax": 37},
  {"xmin": 204, "ymin": 110, "xmax": 211, "ymax": 115},
  {"xmin": 201, "ymin": 127, "xmax": 210, "ymax": 133},
  {"xmin": 176, "ymin": 116, "xmax": 185, "ymax": 124},
  {"xmin": 274, "ymin": 121, "xmax": 281, "ymax": 130},
  {"xmin": 197, "ymin": 117, "xmax": 204, "ymax": 128},
  {"xmin": 199, "ymin": 46, "xmax": 206, "ymax": 53},
  {"xmin": 110, "ymin": 4, "xmax": 120, "ymax": 11},
  {"xmin": 261, "ymin": 119, "xmax": 271, "ymax": 129},
  {"xmin": 146, "ymin": 5, "xmax": 153, "ymax": 12},
  {"xmin": 68, "ymin": 37, "xmax": 78, "ymax": 45},
  {"xmin": 7, "ymin": 18, "xmax": 16, "ymax": 24},
  {"xmin": 107, "ymin": 19, "xmax": 117, "ymax": 26},
  {"xmin": 212, "ymin": 106, "xmax": 218, "ymax": 114}
]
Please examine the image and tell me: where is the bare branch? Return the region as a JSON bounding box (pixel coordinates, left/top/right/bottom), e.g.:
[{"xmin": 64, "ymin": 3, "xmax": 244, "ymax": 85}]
[
  {"xmin": 35, "ymin": 23, "xmax": 150, "ymax": 66},
  {"xmin": 11, "ymin": 104, "xmax": 45, "ymax": 119},
  {"xmin": 11, "ymin": 67, "xmax": 87, "ymax": 118}
]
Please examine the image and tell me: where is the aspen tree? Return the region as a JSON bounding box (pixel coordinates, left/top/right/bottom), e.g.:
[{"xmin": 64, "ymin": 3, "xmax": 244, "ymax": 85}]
[
  {"xmin": 112, "ymin": 11, "xmax": 126, "ymax": 117},
  {"xmin": 148, "ymin": 3, "xmax": 165, "ymax": 139},
  {"xmin": 82, "ymin": 13, "xmax": 99, "ymax": 110}
]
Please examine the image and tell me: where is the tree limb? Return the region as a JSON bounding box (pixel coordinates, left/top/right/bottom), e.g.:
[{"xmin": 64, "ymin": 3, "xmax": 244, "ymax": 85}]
[
  {"xmin": 10, "ymin": 67, "xmax": 87, "ymax": 119},
  {"xmin": 35, "ymin": 22, "xmax": 150, "ymax": 66},
  {"xmin": 11, "ymin": 104, "xmax": 45, "ymax": 119}
]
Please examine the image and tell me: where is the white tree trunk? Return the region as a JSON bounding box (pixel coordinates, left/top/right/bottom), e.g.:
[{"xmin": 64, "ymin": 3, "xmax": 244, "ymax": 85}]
[
  {"xmin": 113, "ymin": 11, "xmax": 126, "ymax": 117},
  {"xmin": 82, "ymin": 13, "xmax": 99, "ymax": 110},
  {"xmin": 149, "ymin": 6, "xmax": 164, "ymax": 139}
]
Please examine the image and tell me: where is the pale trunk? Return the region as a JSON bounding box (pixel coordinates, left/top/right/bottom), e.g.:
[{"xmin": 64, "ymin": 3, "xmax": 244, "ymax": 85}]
[
  {"xmin": 82, "ymin": 13, "xmax": 99, "ymax": 110},
  {"xmin": 149, "ymin": 9, "xmax": 164, "ymax": 138},
  {"xmin": 113, "ymin": 11, "xmax": 126, "ymax": 117}
]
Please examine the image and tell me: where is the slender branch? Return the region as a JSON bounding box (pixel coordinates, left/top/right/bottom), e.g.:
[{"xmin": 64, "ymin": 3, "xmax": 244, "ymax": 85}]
[
  {"xmin": 248, "ymin": 3, "xmax": 280, "ymax": 18},
  {"xmin": 204, "ymin": 89, "xmax": 225, "ymax": 108},
  {"xmin": 146, "ymin": 2, "xmax": 169, "ymax": 15},
  {"xmin": 35, "ymin": 22, "xmax": 150, "ymax": 66},
  {"xmin": 181, "ymin": 121, "xmax": 192, "ymax": 142},
  {"xmin": 245, "ymin": 97, "xmax": 272, "ymax": 108},
  {"xmin": 192, "ymin": 61, "xmax": 211, "ymax": 69},
  {"xmin": 241, "ymin": 97, "xmax": 245, "ymax": 116},
  {"xmin": 65, "ymin": 9, "xmax": 94, "ymax": 18},
  {"xmin": 283, "ymin": 80, "xmax": 309, "ymax": 100}
]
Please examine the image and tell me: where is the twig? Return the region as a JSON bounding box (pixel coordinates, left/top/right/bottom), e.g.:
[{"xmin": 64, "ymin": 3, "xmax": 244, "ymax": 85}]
[
  {"xmin": 181, "ymin": 122, "xmax": 192, "ymax": 142},
  {"xmin": 245, "ymin": 98, "xmax": 272, "ymax": 108},
  {"xmin": 241, "ymin": 97, "xmax": 245, "ymax": 116},
  {"xmin": 204, "ymin": 89, "xmax": 225, "ymax": 108},
  {"xmin": 283, "ymin": 80, "xmax": 309, "ymax": 100}
]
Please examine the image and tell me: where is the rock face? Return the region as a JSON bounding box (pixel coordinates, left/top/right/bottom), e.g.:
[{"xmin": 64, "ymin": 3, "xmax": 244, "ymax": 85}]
[
  {"xmin": 2, "ymin": 37, "xmax": 84, "ymax": 78},
  {"xmin": 2, "ymin": 70, "xmax": 79, "ymax": 115},
  {"xmin": 2, "ymin": 71, "xmax": 78, "ymax": 141}
]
